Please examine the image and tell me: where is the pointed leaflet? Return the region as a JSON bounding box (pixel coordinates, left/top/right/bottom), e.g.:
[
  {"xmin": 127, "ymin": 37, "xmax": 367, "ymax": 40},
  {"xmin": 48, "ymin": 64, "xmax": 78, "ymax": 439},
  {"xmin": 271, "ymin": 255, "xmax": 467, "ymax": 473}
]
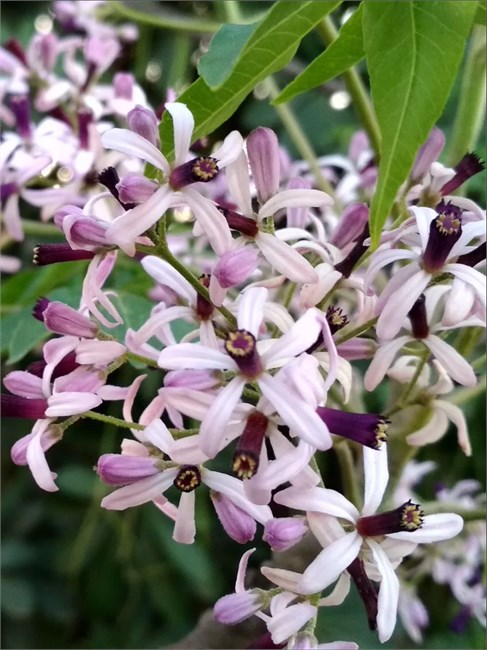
[
  {"xmin": 159, "ymin": 1, "xmax": 342, "ymax": 161},
  {"xmin": 274, "ymin": 4, "xmax": 364, "ymax": 104},
  {"xmin": 363, "ymin": 1, "xmax": 476, "ymax": 246}
]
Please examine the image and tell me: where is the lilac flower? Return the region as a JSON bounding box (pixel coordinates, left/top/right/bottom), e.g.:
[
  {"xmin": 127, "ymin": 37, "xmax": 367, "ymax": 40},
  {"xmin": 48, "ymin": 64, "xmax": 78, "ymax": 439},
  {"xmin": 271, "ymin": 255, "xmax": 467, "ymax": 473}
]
[
  {"xmin": 271, "ymin": 444, "xmax": 463, "ymax": 642},
  {"xmin": 100, "ymin": 102, "xmax": 242, "ymax": 256},
  {"xmin": 367, "ymin": 200, "xmax": 486, "ymax": 340},
  {"xmin": 157, "ymin": 287, "xmax": 332, "ymax": 458},
  {"xmin": 100, "ymin": 420, "xmax": 272, "ymax": 544}
]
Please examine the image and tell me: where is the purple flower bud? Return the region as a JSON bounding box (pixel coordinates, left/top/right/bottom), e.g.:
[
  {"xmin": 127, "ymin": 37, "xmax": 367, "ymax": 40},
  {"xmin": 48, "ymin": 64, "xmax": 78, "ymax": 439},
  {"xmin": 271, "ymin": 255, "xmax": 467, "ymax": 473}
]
[
  {"xmin": 247, "ymin": 127, "xmax": 280, "ymax": 204},
  {"xmin": 127, "ymin": 105, "xmax": 159, "ymax": 147},
  {"xmin": 411, "ymin": 127, "xmax": 445, "ymax": 180},
  {"xmin": 211, "ymin": 491, "xmax": 256, "ymax": 543},
  {"xmin": 213, "ymin": 590, "xmax": 264, "ymax": 625},
  {"xmin": 1, "ymin": 394, "xmax": 48, "ymax": 419},
  {"xmin": 98, "ymin": 167, "xmax": 136, "ymax": 210},
  {"xmin": 330, "ymin": 203, "xmax": 370, "ymax": 249},
  {"xmin": 9, "ymin": 95, "xmax": 32, "ymax": 140},
  {"xmin": 263, "ymin": 517, "xmax": 308, "ymax": 551},
  {"xmin": 33, "ymin": 298, "xmax": 98, "ymax": 338},
  {"xmin": 33, "ymin": 244, "xmax": 95, "ymax": 266},
  {"xmin": 96, "ymin": 453, "xmax": 160, "ymax": 486},
  {"xmin": 213, "ymin": 246, "xmax": 259, "ymax": 289},
  {"xmin": 116, "ymin": 173, "xmax": 158, "ymax": 204},
  {"xmin": 114, "ymin": 72, "xmax": 134, "ymax": 100}
]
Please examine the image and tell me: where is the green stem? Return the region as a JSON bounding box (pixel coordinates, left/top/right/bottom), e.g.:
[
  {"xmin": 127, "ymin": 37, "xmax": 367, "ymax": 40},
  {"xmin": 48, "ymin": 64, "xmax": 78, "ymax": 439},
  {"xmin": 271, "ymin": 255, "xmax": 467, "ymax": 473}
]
[
  {"xmin": 125, "ymin": 351, "xmax": 160, "ymax": 368},
  {"xmin": 107, "ymin": 0, "xmax": 221, "ymax": 33},
  {"xmin": 265, "ymin": 77, "xmax": 336, "ymax": 198},
  {"xmin": 334, "ymin": 441, "xmax": 361, "ymax": 508},
  {"xmin": 447, "ymin": 24, "xmax": 486, "ymax": 166},
  {"xmin": 82, "ymin": 410, "xmax": 145, "ymax": 431},
  {"xmin": 316, "ymin": 16, "xmax": 381, "ymax": 159},
  {"xmin": 334, "ymin": 317, "xmax": 377, "ymax": 346},
  {"xmin": 19, "ymin": 220, "xmax": 65, "ymax": 237}
]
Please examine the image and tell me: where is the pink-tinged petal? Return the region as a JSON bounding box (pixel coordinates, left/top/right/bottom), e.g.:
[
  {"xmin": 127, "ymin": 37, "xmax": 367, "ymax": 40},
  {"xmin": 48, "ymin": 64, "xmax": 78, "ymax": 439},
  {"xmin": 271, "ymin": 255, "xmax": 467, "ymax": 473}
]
[
  {"xmin": 409, "ymin": 206, "xmax": 436, "ymax": 251},
  {"xmin": 444, "ymin": 264, "xmax": 486, "ymax": 310},
  {"xmin": 362, "ymin": 444, "xmax": 389, "ymax": 516},
  {"xmin": 298, "ymin": 532, "xmax": 362, "ymax": 594},
  {"xmin": 165, "ymin": 102, "xmax": 194, "ymax": 167},
  {"xmin": 258, "ymin": 189, "xmax": 333, "ymax": 220},
  {"xmin": 364, "ymin": 248, "xmax": 417, "ymax": 289},
  {"xmin": 274, "ymin": 486, "xmax": 359, "ymax": 523},
  {"xmin": 101, "ymin": 470, "xmax": 177, "ymax": 510},
  {"xmin": 75, "ymin": 340, "xmax": 126, "ymax": 365},
  {"xmin": 237, "ymin": 286, "xmax": 268, "ymax": 336},
  {"xmin": 258, "ymin": 373, "xmax": 332, "ymax": 450},
  {"xmin": 260, "ymin": 566, "xmax": 304, "ymax": 592},
  {"xmin": 236, "ymin": 548, "xmax": 256, "ymax": 592},
  {"xmin": 318, "ymin": 572, "xmax": 351, "ymax": 606},
  {"xmin": 141, "ymin": 256, "xmax": 195, "ymax": 303},
  {"xmin": 199, "ymin": 320, "xmax": 218, "ymax": 348},
  {"xmin": 101, "ymin": 128, "xmax": 169, "ymax": 174},
  {"xmin": 3, "ymin": 371, "xmax": 44, "ymax": 399},
  {"xmin": 307, "ymin": 512, "xmax": 347, "ymax": 548},
  {"xmin": 202, "ymin": 469, "xmax": 272, "ymax": 524},
  {"xmin": 226, "ymin": 151, "xmax": 253, "ymax": 216},
  {"xmin": 263, "ymin": 309, "xmax": 321, "ymax": 367},
  {"xmin": 254, "ymin": 440, "xmax": 314, "ymax": 491},
  {"xmin": 364, "ymin": 336, "xmax": 410, "ymax": 391},
  {"xmin": 377, "ymin": 269, "xmax": 431, "ymax": 340},
  {"xmin": 366, "ymin": 538, "xmax": 399, "ymax": 643},
  {"xmin": 173, "ymin": 490, "xmax": 196, "ymax": 544},
  {"xmin": 121, "ymin": 373, "xmax": 147, "ymax": 428},
  {"xmin": 434, "ymin": 399, "xmax": 471, "ymax": 456},
  {"xmin": 182, "ymin": 188, "xmax": 233, "ymax": 256},
  {"xmin": 376, "ymin": 262, "xmax": 422, "ymax": 313},
  {"xmin": 257, "ymin": 232, "xmax": 318, "ymax": 283},
  {"xmin": 213, "ymin": 130, "xmax": 244, "ymax": 168},
  {"xmin": 442, "ymin": 278, "xmax": 475, "ymax": 326},
  {"xmin": 158, "ymin": 343, "xmax": 233, "ymax": 371},
  {"xmin": 319, "ymin": 316, "xmax": 338, "ymax": 393},
  {"xmin": 199, "ymin": 377, "xmax": 246, "ymax": 458},
  {"xmin": 170, "ymin": 435, "xmax": 210, "ymax": 465},
  {"xmin": 406, "ymin": 409, "xmax": 449, "ymax": 447},
  {"xmin": 45, "ymin": 392, "xmax": 102, "ymax": 417},
  {"xmin": 424, "ymin": 335, "xmax": 476, "ymax": 387},
  {"xmin": 152, "ymin": 496, "xmax": 178, "ymax": 521},
  {"xmin": 268, "ymin": 602, "xmax": 316, "ymax": 644},
  {"xmin": 26, "ymin": 421, "xmax": 58, "ymax": 492},
  {"xmin": 160, "ymin": 387, "xmax": 215, "ymax": 420},
  {"xmin": 106, "ymin": 186, "xmax": 174, "ymax": 256},
  {"xmin": 140, "ymin": 418, "xmax": 174, "ymax": 455},
  {"xmin": 448, "ymin": 220, "xmax": 486, "ymax": 258},
  {"xmin": 387, "ymin": 513, "xmax": 463, "ymax": 543}
]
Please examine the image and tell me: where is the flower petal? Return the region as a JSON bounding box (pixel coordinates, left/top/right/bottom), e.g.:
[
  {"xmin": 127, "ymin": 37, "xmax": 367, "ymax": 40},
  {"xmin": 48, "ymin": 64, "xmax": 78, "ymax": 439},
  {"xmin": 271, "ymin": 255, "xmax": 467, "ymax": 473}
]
[
  {"xmin": 173, "ymin": 490, "xmax": 196, "ymax": 544},
  {"xmin": 367, "ymin": 538, "xmax": 399, "ymax": 643},
  {"xmin": 387, "ymin": 513, "xmax": 463, "ymax": 543},
  {"xmin": 364, "ymin": 336, "xmax": 410, "ymax": 391},
  {"xmin": 237, "ymin": 286, "xmax": 268, "ymax": 336},
  {"xmin": 258, "ymin": 189, "xmax": 333, "ymax": 220},
  {"xmin": 158, "ymin": 343, "xmax": 233, "ymax": 371},
  {"xmin": 165, "ymin": 102, "xmax": 194, "ymax": 167},
  {"xmin": 424, "ymin": 335, "xmax": 476, "ymax": 387},
  {"xmin": 257, "ymin": 232, "xmax": 318, "ymax": 283},
  {"xmin": 101, "ymin": 471, "xmax": 177, "ymax": 510},
  {"xmin": 101, "ymin": 128, "xmax": 169, "ymax": 174},
  {"xmin": 274, "ymin": 486, "xmax": 359, "ymax": 523},
  {"xmin": 199, "ymin": 377, "xmax": 246, "ymax": 458},
  {"xmin": 362, "ymin": 444, "xmax": 389, "ymax": 516}
]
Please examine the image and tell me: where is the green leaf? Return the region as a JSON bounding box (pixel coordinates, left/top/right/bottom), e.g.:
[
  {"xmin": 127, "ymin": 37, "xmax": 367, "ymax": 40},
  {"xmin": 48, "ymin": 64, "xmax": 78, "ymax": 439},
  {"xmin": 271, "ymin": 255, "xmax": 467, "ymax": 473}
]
[
  {"xmin": 198, "ymin": 22, "xmax": 259, "ymax": 89},
  {"xmin": 474, "ymin": 0, "xmax": 486, "ymax": 25},
  {"xmin": 7, "ymin": 307, "xmax": 49, "ymax": 365},
  {"xmin": 159, "ymin": 0, "xmax": 342, "ymax": 160},
  {"xmin": 363, "ymin": 1, "xmax": 477, "ymax": 245},
  {"xmin": 274, "ymin": 4, "xmax": 364, "ymax": 104}
]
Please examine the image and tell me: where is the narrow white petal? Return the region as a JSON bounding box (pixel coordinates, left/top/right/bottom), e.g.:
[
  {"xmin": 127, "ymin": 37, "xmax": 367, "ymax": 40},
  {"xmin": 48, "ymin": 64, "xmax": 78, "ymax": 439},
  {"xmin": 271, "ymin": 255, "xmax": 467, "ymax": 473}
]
[
  {"xmin": 226, "ymin": 151, "xmax": 253, "ymax": 215},
  {"xmin": 183, "ymin": 188, "xmax": 233, "ymax": 255},
  {"xmin": 409, "ymin": 206, "xmax": 436, "ymax": 251},
  {"xmin": 199, "ymin": 377, "xmax": 246, "ymax": 458},
  {"xmin": 362, "ymin": 444, "xmax": 389, "ymax": 516},
  {"xmin": 140, "ymin": 419, "xmax": 174, "ymax": 454},
  {"xmin": 318, "ymin": 572, "xmax": 351, "ymax": 606},
  {"xmin": 268, "ymin": 602, "xmax": 316, "ymax": 644},
  {"xmin": 376, "ymin": 270, "xmax": 431, "ymax": 340},
  {"xmin": 165, "ymin": 102, "xmax": 194, "ymax": 167},
  {"xmin": 274, "ymin": 486, "xmax": 359, "ymax": 522},
  {"xmin": 260, "ymin": 566, "xmax": 303, "ymax": 592},
  {"xmin": 406, "ymin": 408, "xmax": 449, "ymax": 447},
  {"xmin": 45, "ymin": 392, "xmax": 102, "ymax": 417},
  {"xmin": 213, "ymin": 130, "xmax": 244, "ymax": 168},
  {"xmin": 263, "ymin": 309, "xmax": 321, "ymax": 366},
  {"xmin": 158, "ymin": 343, "xmax": 233, "ymax": 371},
  {"xmin": 101, "ymin": 471, "xmax": 176, "ymax": 510},
  {"xmin": 101, "ymin": 128, "xmax": 169, "ymax": 173},
  {"xmin": 434, "ymin": 399, "xmax": 471, "ymax": 455},
  {"xmin": 367, "ymin": 539, "xmax": 399, "ymax": 643},
  {"xmin": 203, "ymin": 469, "xmax": 272, "ymax": 524},
  {"xmin": 258, "ymin": 189, "xmax": 333, "ymax": 219},
  {"xmin": 298, "ymin": 532, "xmax": 362, "ymax": 594},
  {"xmin": 237, "ymin": 286, "xmax": 268, "ymax": 336},
  {"xmin": 26, "ymin": 426, "xmax": 58, "ymax": 492},
  {"xmin": 258, "ymin": 373, "xmax": 332, "ymax": 450},
  {"xmin": 141, "ymin": 256, "xmax": 195, "ymax": 303},
  {"xmin": 257, "ymin": 232, "xmax": 318, "ymax": 283},
  {"xmin": 442, "ymin": 278, "xmax": 475, "ymax": 326},
  {"xmin": 387, "ymin": 513, "xmax": 463, "ymax": 543},
  {"xmin": 173, "ymin": 491, "xmax": 196, "ymax": 544},
  {"xmin": 364, "ymin": 336, "xmax": 410, "ymax": 391},
  {"xmin": 445, "ymin": 264, "xmax": 486, "ymax": 309},
  {"xmin": 424, "ymin": 336, "xmax": 476, "ymax": 387}
]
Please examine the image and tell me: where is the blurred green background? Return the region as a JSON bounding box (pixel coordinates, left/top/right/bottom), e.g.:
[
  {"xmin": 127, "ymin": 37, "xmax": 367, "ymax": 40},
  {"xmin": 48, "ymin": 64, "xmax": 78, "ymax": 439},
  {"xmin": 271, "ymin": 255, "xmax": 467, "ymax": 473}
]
[{"xmin": 1, "ymin": 2, "xmax": 485, "ymax": 648}]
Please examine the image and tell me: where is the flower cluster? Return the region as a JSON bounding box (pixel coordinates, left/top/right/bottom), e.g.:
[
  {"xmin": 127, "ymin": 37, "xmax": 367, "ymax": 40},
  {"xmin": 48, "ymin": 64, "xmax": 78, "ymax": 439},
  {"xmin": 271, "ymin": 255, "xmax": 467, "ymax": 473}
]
[{"xmin": 1, "ymin": 4, "xmax": 485, "ymax": 648}]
